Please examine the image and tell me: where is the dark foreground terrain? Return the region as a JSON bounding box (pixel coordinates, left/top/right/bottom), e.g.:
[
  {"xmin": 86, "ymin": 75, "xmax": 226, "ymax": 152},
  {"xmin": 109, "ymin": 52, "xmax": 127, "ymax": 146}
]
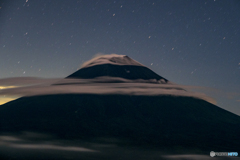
[{"xmin": 0, "ymin": 94, "xmax": 239, "ymax": 159}]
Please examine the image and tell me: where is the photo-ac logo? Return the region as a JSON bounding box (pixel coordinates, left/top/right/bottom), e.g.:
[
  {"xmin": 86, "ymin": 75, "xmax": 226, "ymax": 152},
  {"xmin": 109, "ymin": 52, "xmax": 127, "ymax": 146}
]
[
  {"xmin": 228, "ymin": 152, "xmax": 238, "ymax": 156},
  {"xmin": 210, "ymin": 151, "xmax": 238, "ymax": 157}
]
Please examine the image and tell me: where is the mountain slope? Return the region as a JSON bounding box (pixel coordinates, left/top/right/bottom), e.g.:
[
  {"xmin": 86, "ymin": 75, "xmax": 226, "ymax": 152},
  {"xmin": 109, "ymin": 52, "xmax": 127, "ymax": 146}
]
[
  {"xmin": 0, "ymin": 94, "xmax": 239, "ymax": 151},
  {"xmin": 67, "ymin": 64, "xmax": 168, "ymax": 81}
]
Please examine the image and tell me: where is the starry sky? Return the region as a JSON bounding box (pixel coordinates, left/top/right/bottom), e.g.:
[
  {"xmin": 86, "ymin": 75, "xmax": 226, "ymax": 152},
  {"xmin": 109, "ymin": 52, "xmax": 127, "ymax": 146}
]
[{"xmin": 0, "ymin": 0, "xmax": 240, "ymax": 114}]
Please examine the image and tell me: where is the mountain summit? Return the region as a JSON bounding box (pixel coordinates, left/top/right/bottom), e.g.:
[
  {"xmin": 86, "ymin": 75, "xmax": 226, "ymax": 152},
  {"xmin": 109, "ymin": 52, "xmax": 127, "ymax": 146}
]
[
  {"xmin": 67, "ymin": 54, "xmax": 168, "ymax": 82},
  {"xmin": 80, "ymin": 54, "xmax": 144, "ymax": 68}
]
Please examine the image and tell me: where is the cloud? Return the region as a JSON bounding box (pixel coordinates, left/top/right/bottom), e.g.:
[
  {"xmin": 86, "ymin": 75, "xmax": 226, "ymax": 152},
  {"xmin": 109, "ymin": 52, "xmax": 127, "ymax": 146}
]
[
  {"xmin": 162, "ymin": 154, "xmax": 215, "ymax": 160},
  {"xmin": 80, "ymin": 53, "xmax": 144, "ymax": 69},
  {"xmin": 0, "ymin": 132, "xmax": 225, "ymax": 160},
  {"xmin": 0, "ymin": 77, "xmax": 216, "ymax": 105},
  {"xmin": 0, "ymin": 77, "xmax": 61, "ymax": 86},
  {"xmin": 10, "ymin": 144, "xmax": 96, "ymax": 152},
  {"xmin": 0, "ymin": 133, "xmax": 97, "ymax": 153},
  {"xmin": 0, "ymin": 86, "xmax": 17, "ymax": 89},
  {"xmin": 183, "ymin": 85, "xmax": 240, "ymax": 103},
  {"xmin": 0, "ymin": 132, "xmax": 213, "ymax": 160},
  {"xmin": 80, "ymin": 53, "xmax": 106, "ymax": 68},
  {"xmin": 0, "ymin": 77, "xmax": 62, "ymax": 104}
]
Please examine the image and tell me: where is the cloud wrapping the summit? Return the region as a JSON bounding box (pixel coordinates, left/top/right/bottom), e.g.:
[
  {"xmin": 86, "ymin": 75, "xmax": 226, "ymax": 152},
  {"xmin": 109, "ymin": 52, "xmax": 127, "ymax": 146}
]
[
  {"xmin": 0, "ymin": 77, "xmax": 216, "ymax": 105},
  {"xmin": 0, "ymin": 54, "xmax": 217, "ymax": 105},
  {"xmin": 0, "ymin": 77, "xmax": 61, "ymax": 86}
]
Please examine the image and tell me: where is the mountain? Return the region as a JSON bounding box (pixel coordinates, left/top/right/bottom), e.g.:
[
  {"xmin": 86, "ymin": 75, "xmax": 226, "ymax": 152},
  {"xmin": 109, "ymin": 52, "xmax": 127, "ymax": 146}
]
[
  {"xmin": 66, "ymin": 54, "xmax": 168, "ymax": 82},
  {"xmin": 0, "ymin": 54, "xmax": 239, "ymax": 159}
]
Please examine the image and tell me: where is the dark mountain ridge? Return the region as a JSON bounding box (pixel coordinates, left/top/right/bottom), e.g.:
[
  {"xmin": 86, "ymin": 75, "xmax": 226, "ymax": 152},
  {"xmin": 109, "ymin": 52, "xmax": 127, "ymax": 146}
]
[
  {"xmin": 0, "ymin": 94, "xmax": 239, "ymax": 152},
  {"xmin": 67, "ymin": 64, "xmax": 168, "ymax": 82}
]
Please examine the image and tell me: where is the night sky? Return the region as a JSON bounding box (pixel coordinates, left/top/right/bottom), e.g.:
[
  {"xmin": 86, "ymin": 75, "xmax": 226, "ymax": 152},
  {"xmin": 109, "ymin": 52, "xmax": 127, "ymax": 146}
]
[{"xmin": 0, "ymin": 0, "xmax": 240, "ymax": 114}]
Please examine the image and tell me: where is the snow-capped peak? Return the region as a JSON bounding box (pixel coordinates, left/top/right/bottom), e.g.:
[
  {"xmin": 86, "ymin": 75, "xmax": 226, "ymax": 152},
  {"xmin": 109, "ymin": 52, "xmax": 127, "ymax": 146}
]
[{"xmin": 81, "ymin": 54, "xmax": 145, "ymax": 69}]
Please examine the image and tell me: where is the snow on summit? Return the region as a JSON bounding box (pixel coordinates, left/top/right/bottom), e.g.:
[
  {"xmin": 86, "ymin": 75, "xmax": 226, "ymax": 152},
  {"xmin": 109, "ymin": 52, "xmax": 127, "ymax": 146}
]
[
  {"xmin": 81, "ymin": 54, "xmax": 145, "ymax": 69},
  {"xmin": 67, "ymin": 54, "xmax": 168, "ymax": 81}
]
